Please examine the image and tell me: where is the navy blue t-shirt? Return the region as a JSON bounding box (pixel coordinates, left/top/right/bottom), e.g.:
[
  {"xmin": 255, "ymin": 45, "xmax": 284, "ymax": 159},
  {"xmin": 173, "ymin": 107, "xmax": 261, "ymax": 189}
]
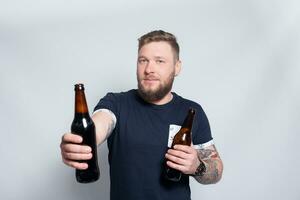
[{"xmin": 94, "ymin": 89, "xmax": 213, "ymax": 200}]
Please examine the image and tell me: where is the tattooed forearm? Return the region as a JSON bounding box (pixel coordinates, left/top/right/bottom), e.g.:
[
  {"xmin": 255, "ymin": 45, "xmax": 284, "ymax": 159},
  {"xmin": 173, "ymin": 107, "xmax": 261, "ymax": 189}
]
[{"xmin": 194, "ymin": 145, "xmax": 223, "ymax": 184}]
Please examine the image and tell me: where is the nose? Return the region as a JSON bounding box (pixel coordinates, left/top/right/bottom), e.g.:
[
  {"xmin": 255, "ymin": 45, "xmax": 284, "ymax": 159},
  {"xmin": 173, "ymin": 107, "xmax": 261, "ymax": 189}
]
[{"xmin": 145, "ymin": 60, "xmax": 154, "ymax": 74}]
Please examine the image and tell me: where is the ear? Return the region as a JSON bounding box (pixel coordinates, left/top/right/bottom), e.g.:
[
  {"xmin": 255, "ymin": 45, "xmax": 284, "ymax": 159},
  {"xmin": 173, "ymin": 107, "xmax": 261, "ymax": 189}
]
[{"xmin": 175, "ymin": 60, "xmax": 182, "ymax": 76}]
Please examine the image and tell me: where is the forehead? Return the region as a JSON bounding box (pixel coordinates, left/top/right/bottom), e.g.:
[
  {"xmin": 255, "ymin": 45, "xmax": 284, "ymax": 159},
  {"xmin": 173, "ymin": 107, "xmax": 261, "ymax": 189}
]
[{"xmin": 138, "ymin": 41, "xmax": 174, "ymax": 58}]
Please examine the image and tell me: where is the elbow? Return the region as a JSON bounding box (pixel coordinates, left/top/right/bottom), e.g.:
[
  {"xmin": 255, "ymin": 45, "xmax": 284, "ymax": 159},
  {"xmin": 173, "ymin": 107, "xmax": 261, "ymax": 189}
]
[
  {"xmin": 198, "ymin": 172, "xmax": 223, "ymax": 185},
  {"xmin": 197, "ymin": 159, "xmax": 224, "ymax": 185},
  {"xmin": 212, "ymin": 159, "xmax": 224, "ymax": 184},
  {"xmin": 212, "ymin": 171, "xmax": 223, "ymax": 184}
]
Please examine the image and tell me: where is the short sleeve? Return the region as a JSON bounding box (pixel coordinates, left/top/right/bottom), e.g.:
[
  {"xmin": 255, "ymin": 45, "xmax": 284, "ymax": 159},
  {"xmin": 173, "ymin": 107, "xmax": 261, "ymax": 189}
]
[
  {"xmin": 93, "ymin": 92, "xmax": 119, "ymax": 117},
  {"xmin": 192, "ymin": 105, "xmax": 213, "ymax": 146}
]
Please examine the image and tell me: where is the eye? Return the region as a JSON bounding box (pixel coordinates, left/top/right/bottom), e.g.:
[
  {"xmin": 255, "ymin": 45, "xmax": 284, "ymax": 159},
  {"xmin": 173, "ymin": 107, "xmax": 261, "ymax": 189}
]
[
  {"xmin": 138, "ymin": 58, "xmax": 148, "ymax": 64},
  {"xmin": 156, "ymin": 59, "xmax": 165, "ymax": 64}
]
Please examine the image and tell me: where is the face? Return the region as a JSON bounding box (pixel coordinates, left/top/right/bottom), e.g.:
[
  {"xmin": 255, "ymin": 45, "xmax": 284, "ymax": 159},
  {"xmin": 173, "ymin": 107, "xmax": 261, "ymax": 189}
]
[{"xmin": 137, "ymin": 41, "xmax": 181, "ymax": 103}]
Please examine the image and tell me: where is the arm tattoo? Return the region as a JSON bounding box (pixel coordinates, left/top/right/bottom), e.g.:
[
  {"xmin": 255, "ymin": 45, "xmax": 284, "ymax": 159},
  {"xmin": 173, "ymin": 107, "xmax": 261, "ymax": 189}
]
[{"xmin": 194, "ymin": 145, "xmax": 223, "ymax": 184}]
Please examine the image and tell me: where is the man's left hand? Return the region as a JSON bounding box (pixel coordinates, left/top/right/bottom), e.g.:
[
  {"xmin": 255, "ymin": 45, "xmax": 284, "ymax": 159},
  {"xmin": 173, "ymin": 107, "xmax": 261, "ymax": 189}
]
[{"xmin": 165, "ymin": 144, "xmax": 200, "ymax": 175}]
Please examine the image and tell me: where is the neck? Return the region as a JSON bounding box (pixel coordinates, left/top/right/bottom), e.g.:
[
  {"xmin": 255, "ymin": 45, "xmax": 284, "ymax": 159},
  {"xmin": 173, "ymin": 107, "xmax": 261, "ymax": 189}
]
[{"xmin": 149, "ymin": 92, "xmax": 173, "ymax": 105}]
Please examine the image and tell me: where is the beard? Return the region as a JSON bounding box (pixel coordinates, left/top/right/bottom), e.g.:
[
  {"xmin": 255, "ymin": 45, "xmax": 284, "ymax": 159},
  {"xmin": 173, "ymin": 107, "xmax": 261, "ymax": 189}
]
[{"xmin": 137, "ymin": 72, "xmax": 175, "ymax": 103}]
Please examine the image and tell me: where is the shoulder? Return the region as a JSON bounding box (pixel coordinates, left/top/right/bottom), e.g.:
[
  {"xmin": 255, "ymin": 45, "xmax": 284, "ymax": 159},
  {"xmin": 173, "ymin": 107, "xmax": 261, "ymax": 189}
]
[
  {"xmin": 103, "ymin": 89, "xmax": 137, "ymax": 101},
  {"xmin": 175, "ymin": 93, "xmax": 213, "ymax": 143},
  {"xmin": 94, "ymin": 89, "xmax": 137, "ymax": 112},
  {"xmin": 174, "ymin": 93, "xmax": 205, "ymax": 113},
  {"xmin": 173, "ymin": 93, "xmax": 209, "ymax": 128}
]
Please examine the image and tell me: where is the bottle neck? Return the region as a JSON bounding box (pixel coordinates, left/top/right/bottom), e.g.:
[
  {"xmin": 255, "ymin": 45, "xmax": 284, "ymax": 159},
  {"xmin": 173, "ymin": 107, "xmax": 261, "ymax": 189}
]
[
  {"xmin": 181, "ymin": 109, "xmax": 195, "ymax": 129},
  {"xmin": 74, "ymin": 89, "xmax": 89, "ymax": 114}
]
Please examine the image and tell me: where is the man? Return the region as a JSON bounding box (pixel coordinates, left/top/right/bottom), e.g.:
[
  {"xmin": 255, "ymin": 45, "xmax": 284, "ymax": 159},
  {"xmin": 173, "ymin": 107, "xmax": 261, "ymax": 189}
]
[{"xmin": 60, "ymin": 30, "xmax": 223, "ymax": 200}]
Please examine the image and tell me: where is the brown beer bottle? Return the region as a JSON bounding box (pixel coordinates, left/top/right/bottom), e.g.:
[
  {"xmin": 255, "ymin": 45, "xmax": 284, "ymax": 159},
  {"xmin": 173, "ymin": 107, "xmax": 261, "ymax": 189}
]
[
  {"xmin": 71, "ymin": 83, "xmax": 100, "ymax": 183},
  {"xmin": 164, "ymin": 108, "xmax": 195, "ymax": 182}
]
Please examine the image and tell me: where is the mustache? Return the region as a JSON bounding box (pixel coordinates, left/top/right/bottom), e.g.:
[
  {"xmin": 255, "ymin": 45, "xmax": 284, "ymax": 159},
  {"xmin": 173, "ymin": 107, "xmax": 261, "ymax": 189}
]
[{"xmin": 143, "ymin": 75, "xmax": 159, "ymax": 80}]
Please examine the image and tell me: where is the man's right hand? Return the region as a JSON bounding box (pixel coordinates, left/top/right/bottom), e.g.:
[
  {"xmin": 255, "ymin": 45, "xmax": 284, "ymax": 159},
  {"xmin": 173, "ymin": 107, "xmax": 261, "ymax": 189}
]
[{"xmin": 60, "ymin": 133, "xmax": 92, "ymax": 170}]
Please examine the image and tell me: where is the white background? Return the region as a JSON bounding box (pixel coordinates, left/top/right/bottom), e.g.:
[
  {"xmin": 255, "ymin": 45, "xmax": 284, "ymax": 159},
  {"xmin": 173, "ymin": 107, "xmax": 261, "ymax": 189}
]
[{"xmin": 1, "ymin": 1, "xmax": 299, "ymax": 200}]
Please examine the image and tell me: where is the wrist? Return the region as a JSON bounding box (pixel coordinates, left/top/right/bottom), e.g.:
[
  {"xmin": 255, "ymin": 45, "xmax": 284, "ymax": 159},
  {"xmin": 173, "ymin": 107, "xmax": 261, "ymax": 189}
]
[{"xmin": 193, "ymin": 160, "xmax": 206, "ymax": 177}]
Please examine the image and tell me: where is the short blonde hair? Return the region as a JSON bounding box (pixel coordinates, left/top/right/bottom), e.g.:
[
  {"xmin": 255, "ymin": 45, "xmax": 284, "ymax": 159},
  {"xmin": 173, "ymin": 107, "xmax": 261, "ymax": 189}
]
[{"xmin": 138, "ymin": 30, "xmax": 180, "ymax": 60}]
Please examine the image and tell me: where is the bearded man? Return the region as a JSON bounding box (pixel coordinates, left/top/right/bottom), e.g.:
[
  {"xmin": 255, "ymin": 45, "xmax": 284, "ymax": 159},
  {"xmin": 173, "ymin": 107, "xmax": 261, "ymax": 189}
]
[{"xmin": 60, "ymin": 30, "xmax": 223, "ymax": 200}]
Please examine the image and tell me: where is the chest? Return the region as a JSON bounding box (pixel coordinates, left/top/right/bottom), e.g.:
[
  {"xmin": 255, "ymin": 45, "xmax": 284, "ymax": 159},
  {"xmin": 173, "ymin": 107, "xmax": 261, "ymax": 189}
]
[{"xmin": 119, "ymin": 108, "xmax": 172, "ymax": 149}]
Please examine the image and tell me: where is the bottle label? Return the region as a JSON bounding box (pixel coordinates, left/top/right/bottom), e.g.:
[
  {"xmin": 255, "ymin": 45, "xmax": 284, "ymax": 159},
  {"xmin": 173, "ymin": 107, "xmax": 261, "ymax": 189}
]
[{"xmin": 167, "ymin": 124, "xmax": 181, "ymax": 147}]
